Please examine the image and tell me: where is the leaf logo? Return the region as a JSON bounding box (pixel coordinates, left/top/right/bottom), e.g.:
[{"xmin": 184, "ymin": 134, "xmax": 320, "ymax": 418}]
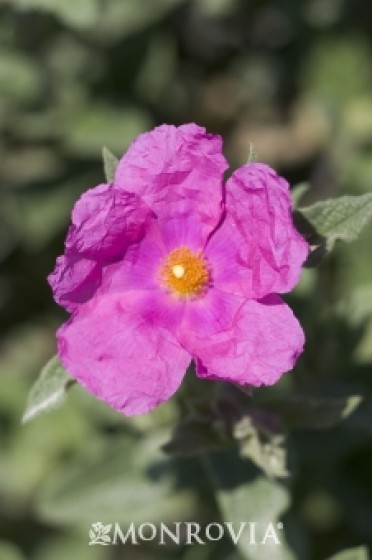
[{"xmin": 89, "ymin": 522, "xmax": 112, "ymax": 545}]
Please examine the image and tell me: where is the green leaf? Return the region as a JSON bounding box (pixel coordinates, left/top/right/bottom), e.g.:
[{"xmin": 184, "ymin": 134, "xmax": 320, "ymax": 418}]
[
  {"xmin": 102, "ymin": 146, "xmax": 119, "ymax": 183},
  {"xmin": 299, "ymin": 193, "xmax": 372, "ymax": 251},
  {"xmin": 202, "ymin": 449, "xmax": 295, "ymax": 560},
  {"xmin": 36, "ymin": 433, "xmax": 197, "ymax": 526},
  {"xmin": 22, "ymin": 356, "xmax": 73, "ymax": 423},
  {"xmin": 261, "ymin": 395, "xmax": 362, "ymax": 430},
  {"xmin": 239, "ymin": 431, "xmax": 289, "ymax": 479},
  {"xmin": 327, "ymin": 546, "xmax": 370, "ymax": 560},
  {"xmin": 247, "ymin": 142, "xmax": 258, "ymax": 163},
  {"xmin": 232, "ymin": 413, "xmax": 289, "ymax": 478}
]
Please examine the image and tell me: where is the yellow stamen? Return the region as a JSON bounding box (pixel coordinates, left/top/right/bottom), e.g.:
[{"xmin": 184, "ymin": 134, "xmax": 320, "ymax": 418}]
[{"xmin": 160, "ymin": 246, "xmax": 210, "ymax": 297}]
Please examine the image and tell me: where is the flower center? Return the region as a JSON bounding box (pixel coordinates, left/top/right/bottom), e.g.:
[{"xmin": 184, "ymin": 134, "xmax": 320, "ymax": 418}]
[{"xmin": 160, "ymin": 246, "xmax": 210, "ymax": 297}]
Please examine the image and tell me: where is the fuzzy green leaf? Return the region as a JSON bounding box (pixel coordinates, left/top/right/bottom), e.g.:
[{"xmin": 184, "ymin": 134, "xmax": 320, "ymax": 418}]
[
  {"xmin": 239, "ymin": 431, "xmax": 289, "ymax": 479},
  {"xmin": 22, "ymin": 356, "xmax": 73, "ymax": 423},
  {"xmin": 300, "ymin": 193, "xmax": 372, "ymax": 251},
  {"xmin": 247, "ymin": 142, "xmax": 258, "ymax": 163},
  {"xmin": 102, "ymin": 146, "xmax": 119, "ymax": 183},
  {"xmin": 203, "ymin": 449, "xmax": 295, "ymax": 560}
]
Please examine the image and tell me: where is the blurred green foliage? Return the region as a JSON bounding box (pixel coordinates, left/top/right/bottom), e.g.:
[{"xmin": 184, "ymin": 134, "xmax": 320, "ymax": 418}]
[{"xmin": 1, "ymin": 0, "xmax": 372, "ymax": 559}]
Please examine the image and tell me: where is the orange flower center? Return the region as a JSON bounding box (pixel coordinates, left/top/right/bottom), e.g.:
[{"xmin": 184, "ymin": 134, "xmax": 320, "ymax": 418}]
[{"xmin": 160, "ymin": 246, "xmax": 210, "ymax": 297}]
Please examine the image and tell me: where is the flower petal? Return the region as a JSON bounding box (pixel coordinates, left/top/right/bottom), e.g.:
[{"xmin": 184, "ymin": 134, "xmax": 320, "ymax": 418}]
[
  {"xmin": 66, "ymin": 183, "xmax": 152, "ymax": 262},
  {"xmin": 205, "ymin": 220, "xmax": 254, "ymax": 298},
  {"xmin": 99, "ymin": 220, "xmax": 167, "ymax": 293},
  {"xmin": 57, "ymin": 294, "xmax": 191, "ymax": 416},
  {"xmin": 49, "ymin": 183, "xmax": 153, "ymax": 313},
  {"xmin": 99, "ymin": 215, "xmax": 208, "ymax": 296},
  {"xmin": 48, "ymin": 255, "xmax": 101, "ymax": 312},
  {"xmin": 181, "ymin": 294, "xmax": 305, "ymax": 387},
  {"xmin": 180, "ymin": 288, "xmax": 244, "ymax": 338},
  {"xmin": 213, "ymin": 163, "xmax": 308, "ymax": 299},
  {"xmin": 114, "ymin": 123, "xmax": 228, "ymax": 240}
]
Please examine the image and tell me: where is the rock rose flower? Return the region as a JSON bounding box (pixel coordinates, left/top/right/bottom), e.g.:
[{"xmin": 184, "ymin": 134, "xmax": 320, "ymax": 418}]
[{"xmin": 49, "ymin": 124, "xmax": 308, "ymax": 416}]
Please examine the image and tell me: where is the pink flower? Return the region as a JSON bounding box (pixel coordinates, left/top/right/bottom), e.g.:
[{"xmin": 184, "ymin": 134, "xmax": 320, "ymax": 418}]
[{"xmin": 49, "ymin": 124, "xmax": 308, "ymax": 416}]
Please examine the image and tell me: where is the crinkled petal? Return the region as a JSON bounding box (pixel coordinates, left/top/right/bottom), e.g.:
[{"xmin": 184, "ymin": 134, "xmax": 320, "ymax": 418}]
[
  {"xmin": 48, "ymin": 255, "xmax": 101, "ymax": 312},
  {"xmin": 66, "ymin": 183, "xmax": 153, "ymax": 262},
  {"xmin": 181, "ymin": 294, "xmax": 304, "ymax": 387},
  {"xmin": 214, "ymin": 163, "xmax": 308, "ymax": 299},
  {"xmin": 49, "ymin": 183, "xmax": 153, "ymax": 313},
  {"xmin": 57, "ymin": 294, "xmax": 191, "ymax": 416},
  {"xmin": 205, "ymin": 221, "xmax": 254, "ymax": 298},
  {"xmin": 114, "ymin": 123, "xmax": 228, "ymax": 241}
]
